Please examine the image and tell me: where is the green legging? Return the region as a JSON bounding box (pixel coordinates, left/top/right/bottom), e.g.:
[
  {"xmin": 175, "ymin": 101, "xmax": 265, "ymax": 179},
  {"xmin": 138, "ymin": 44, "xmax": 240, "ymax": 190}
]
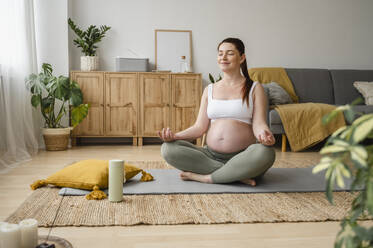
[{"xmin": 161, "ymin": 140, "xmax": 276, "ymax": 183}]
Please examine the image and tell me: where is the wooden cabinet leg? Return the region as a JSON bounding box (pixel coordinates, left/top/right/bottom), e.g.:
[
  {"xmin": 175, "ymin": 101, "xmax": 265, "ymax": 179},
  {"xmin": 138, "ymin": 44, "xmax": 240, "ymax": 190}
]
[
  {"xmin": 196, "ymin": 138, "xmax": 202, "ymax": 147},
  {"xmin": 138, "ymin": 137, "xmax": 143, "ymax": 146},
  {"xmin": 132, "ymin": 137, "xmax": 138, "ymax": 146},
  {"xmin": 281, "ymin": 134, "xmax": 287, "ymax": 152},
  {"xmin": 71, "ymin": 137, "xmax": 77, "ymax": 147},
  {"xmin": 201, "ymin": 133, "xmax": 206, "ymax": 147}
]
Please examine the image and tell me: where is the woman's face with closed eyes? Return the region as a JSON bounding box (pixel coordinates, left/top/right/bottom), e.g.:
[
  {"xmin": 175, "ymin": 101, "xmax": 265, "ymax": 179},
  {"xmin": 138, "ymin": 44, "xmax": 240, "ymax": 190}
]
[{"xmin": 217, "ymin": 42, "xmax": 245, "ymax": 72}]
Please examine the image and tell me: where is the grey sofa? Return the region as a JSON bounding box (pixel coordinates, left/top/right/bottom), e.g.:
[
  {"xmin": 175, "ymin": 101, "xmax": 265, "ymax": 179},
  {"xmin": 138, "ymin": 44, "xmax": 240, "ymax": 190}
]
[{"xmin": 268, "ymin": 68, "xmax": 373, "ymax": 151}]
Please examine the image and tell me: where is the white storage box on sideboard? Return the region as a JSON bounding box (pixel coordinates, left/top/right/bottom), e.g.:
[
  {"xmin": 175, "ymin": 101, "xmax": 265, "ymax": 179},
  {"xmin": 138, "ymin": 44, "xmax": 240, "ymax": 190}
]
[{"xmin": 115, "ymin": 57, "xmax": 149, "ymax": 72}]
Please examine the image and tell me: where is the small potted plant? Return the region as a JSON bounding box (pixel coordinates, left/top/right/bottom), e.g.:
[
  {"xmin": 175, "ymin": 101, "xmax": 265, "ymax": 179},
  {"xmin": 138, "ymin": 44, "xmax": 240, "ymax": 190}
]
[
  {"xmin": 68, "ymin": 18, "xmax": 111, "ymax": 71},
  {"xmin": 25, "ymin": 63, "xmax": 89, "ymax": 151},
  {"xmin": 208, "ymin": 73, "xmax": 222, "ymax": 83}
]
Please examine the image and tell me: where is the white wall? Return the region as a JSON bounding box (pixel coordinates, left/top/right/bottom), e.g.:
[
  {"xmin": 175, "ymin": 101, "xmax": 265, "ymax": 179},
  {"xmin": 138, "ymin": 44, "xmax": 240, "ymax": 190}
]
[
  {"xmin": 68, "ymin": 0, "xmax": 373, "ymax": 85},
  {"xmin": 34, "ymin": 0, "xmax": 69, "ymax": 130},
  {"xmin": 34, "ymin": 0, "xmax": 69, "ymax": 76}
]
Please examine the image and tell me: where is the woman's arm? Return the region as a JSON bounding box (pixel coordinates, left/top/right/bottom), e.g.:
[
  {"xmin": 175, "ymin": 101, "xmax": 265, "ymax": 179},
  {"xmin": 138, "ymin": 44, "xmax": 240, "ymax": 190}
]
[
  {"xmin": 159, "ymin": 86, "xmax": 210, "ymax": 142},
  {"xmin": 252, "ymin": 83, "xmax": 275, "ymax": 146}
]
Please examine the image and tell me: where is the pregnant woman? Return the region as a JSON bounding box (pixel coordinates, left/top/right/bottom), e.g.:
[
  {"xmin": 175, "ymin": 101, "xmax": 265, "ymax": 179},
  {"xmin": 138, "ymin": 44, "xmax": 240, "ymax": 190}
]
[{"xmin": 159, "ymin": 37, "xmax": 276, "ymax": 186}]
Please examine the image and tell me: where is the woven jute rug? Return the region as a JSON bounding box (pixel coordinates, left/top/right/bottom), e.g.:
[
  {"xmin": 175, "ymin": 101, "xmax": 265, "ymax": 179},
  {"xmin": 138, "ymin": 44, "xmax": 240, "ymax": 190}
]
[{"xmin": 5, "ymin": 160, "xmax": 364, "ymax": 226}]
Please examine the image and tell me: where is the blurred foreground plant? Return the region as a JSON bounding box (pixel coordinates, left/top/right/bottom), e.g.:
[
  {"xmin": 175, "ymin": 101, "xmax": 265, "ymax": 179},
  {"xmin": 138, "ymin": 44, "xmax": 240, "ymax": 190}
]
[{"xmin": 313, "ymin": 98, "xmax": 373, "ymax": 248}]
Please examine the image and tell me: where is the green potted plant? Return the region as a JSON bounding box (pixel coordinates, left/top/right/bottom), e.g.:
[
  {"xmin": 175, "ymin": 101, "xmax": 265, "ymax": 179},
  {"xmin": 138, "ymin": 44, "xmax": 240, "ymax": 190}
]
[
  {"xmin": 25, "ymin": 63, "xmax": 89, "ymax": 151},
  {"xmin": 68, "ymin": 18, "xmax": 111, "ymax": 71},
  {"xmin": 313, "ymin": 101, "xmax": 373, "ymax": 247}
]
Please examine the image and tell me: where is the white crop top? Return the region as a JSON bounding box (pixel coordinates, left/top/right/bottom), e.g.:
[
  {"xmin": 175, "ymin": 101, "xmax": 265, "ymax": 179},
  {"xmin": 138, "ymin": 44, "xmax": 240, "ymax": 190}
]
[{"xmin": 207, "ymin": 81, "xmax": 258, "ymax": 124}]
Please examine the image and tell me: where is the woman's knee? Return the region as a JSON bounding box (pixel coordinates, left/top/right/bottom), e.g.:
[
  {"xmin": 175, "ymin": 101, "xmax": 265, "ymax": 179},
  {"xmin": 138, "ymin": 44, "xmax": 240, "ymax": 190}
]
[
  {"xmin": 250, "ymin": 144, "xmax": 275, "ymax": 163},
  {"xmin": 245, "ymin": 144, "xmax": 276, "ymax": 173},
  {"xmin": 161, "ymin": 141, "xmax": 177, "ymax": 162},
  {"xmin": 161, "ymin": 140, "xmax": 187, "ymax": 162}
]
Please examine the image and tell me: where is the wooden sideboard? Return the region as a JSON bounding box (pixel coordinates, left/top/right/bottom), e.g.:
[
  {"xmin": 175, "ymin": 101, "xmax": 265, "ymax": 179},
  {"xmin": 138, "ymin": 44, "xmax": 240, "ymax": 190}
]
[{"xmin": 70, "ymin": 71, "xmax": 202, "ymax": 146}]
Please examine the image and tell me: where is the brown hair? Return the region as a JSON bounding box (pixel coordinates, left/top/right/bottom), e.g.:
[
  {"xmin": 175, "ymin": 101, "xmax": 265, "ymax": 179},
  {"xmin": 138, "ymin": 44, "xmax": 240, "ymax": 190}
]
[{"xmin": 218, "ymin": 38, "xmax": 253, "ymax": 105}]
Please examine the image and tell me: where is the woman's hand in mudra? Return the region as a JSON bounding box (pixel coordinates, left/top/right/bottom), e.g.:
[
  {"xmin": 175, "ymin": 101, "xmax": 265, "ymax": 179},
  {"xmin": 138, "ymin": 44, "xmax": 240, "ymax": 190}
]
[
  {"xmin": 158, "ymin": 127, "xmax": 177, "ymax": 142},
  {"xmin": 257, "ymin": 129, "xmax": 275, "ymax": 146}
]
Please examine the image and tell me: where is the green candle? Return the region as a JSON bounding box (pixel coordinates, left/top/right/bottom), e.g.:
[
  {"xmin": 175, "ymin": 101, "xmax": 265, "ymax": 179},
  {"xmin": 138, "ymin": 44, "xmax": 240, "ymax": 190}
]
[{"xmin": 108, "ymin": 160, "xmax": 124, "ymax": 202}]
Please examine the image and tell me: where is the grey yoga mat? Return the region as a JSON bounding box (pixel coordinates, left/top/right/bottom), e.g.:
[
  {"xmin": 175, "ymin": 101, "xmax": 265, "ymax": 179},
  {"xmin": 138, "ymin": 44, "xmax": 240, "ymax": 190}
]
[{"xmin": 58, "ymin": 167, "xmax": 357, "ymax": 196}]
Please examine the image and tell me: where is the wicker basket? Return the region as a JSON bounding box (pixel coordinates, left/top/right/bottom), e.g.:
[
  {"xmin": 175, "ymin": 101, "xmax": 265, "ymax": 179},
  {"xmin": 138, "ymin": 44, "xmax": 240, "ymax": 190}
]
[
  {"xmin": 43, "ymin": 134, "xmax": 69, "ymax": 151},
  {"xmin": 42, "ymin": 128, "xmax": 71, "ymax": 151}
]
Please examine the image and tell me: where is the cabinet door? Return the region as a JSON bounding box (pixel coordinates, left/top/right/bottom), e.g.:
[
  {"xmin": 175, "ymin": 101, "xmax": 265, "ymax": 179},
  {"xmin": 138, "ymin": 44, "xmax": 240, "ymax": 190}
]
[
  {"xmin": 71, "ymin": 72, "xmax": 104, "ymax": 136},
  {"xmin": 172, "ymin": 74, "xmax": 202, "ymax": 132},
  {"xmin": 105, "ymin": 73, "xmax": 138, "ymax": 136},
  {"xmin": 139, "ymin": 74, "xmax": 171, "ymax": 136}
]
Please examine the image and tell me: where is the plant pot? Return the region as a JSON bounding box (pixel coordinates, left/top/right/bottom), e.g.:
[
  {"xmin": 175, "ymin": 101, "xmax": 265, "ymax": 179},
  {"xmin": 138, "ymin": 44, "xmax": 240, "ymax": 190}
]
[
  {"xmin": 42, "ymin": 128, "xmax": 72, "ymax": 151},
  {"xmin": 81, "ymin": 56, "xmax": 99, "ymax": 71}
]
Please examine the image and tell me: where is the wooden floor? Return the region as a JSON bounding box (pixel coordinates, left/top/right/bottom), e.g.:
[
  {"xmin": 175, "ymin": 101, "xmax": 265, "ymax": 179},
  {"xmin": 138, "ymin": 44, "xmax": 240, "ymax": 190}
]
[{"xmin": 0, "ymin": 143, "xmax": 365, "ymax": 247}]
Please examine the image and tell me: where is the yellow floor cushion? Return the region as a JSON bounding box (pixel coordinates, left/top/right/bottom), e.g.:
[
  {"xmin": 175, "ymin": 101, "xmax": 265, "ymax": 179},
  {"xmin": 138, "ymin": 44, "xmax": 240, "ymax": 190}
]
[{"xmin": 30, "ymin": 160, "xmax": 154, "ymax": 200}]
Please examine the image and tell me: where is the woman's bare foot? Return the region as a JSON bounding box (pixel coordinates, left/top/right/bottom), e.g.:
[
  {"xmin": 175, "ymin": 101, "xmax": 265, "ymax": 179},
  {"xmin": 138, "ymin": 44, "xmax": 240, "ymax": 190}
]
[
  {"xmin": 240, "ymin": 178, "xmax": 256, "ymax": 186},
  {"xmin": 180, "ymin": 172, "xmax": 213, "ymax": 183}
]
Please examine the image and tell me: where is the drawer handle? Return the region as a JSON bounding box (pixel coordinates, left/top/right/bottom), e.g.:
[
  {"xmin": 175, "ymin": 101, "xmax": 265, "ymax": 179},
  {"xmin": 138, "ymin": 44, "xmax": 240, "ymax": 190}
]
[{"xmin": 106, "ymin": 103, "xmax": 133, "ymax": 107}]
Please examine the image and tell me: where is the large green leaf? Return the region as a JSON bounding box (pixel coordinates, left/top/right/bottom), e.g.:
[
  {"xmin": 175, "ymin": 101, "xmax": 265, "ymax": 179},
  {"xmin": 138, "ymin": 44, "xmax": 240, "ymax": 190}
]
[
  {"xmin": 351, "ymin": 170, "xmax": 367, "ymax": 191},
  {"xmin": 208, "ymin": 73, "xmax": 215, "ymax": 83},
  {"xmin": 41, "ymin": 97, "xmax": 54, "ymax": 114},
  {"xmin": 322, "ymin": 109, "xmax": 340, "ymax": 125},
  {"xmin": 331, "ymin": 126, "xmax": 348, "ymax": 138},
  {"xmin": 31, "ymin": 95, "xmax": 40, "ymax": 108},
  {"xmin": 339, "ymin": 164, "xmax": 351, "ymax": 178},
  {"xmin": 54, "ymin": 76, "xmax": 70, "ymax": 101},
  {"xmin": 313, "ymin": 156, "xmax": 332, "ymax": 174},
  {"xmin": 350, "ymin": 193, "xmax": 365, "ymax": 221},
  {"xmin": 326, "ymin": 168, "xmax": 336, "ymax": 203},
  {"xmin": 70, "ymin": 81, "xmax": 83, "ymax": 106},
  {"xmin": 352, "ymin": 116, "xmax": 373, "ymax": 144},
  {"xmin": 344, "ymin": 108, "xmax": 356, "ymax": 124},
  {"xmin": 71, "ymin": 104, "xmax": 89, "ymax": 127},
  {"xmin": 335, "ymin": 165, "xmax": 345, "ymax": 188},
  {"xmin": 349, "ymin": 145, "xmax": 368, "ymax": 167},
  {"xmin": 320, "ymin": 145, "xmax": 348, "ymax": 154},
  {"xmin": 25, "ymin": 73, "xmax": 44, "ymax": 95},
  {"xmin": 41, "ymin": 63, "xmax": 53, "ymax": 76}
]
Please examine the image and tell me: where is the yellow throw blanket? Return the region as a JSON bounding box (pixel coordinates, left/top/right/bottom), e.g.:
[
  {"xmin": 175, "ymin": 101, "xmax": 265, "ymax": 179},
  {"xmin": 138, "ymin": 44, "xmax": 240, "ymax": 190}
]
[
  {"xmin": 275, "ymin": 103, "xmax": 346, "ymax": 152},
  {"xmin": 248, "ymin": 67, "xmax": 299, "ymax": 103}
]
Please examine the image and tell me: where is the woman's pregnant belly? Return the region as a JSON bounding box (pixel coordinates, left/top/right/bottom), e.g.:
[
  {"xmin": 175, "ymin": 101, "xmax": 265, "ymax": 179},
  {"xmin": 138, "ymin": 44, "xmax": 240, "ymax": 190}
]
[{"xmin": 206, "ymin": 119, "xmax": 257, "ymax": 153}]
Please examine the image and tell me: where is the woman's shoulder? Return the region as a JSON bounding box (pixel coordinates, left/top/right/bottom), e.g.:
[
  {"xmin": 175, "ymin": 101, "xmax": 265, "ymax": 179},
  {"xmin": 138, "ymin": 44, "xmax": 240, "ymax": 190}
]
[
  {"xmin": 252, "ymin": 81, "xmax": 263, "ymax": 90},
  {"xmin": 251, "ymin": 82, "xmax": 265, "ymax": 99}
]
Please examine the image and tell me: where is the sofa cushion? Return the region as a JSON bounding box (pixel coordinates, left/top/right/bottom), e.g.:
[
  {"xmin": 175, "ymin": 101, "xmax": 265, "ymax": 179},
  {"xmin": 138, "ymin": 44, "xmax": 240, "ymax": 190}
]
[
  {"xmin": 353, "ymin": 81, "xmax": 373, "ymax": 105},
  {"xmin": 285, "ymin": 69, "xmax": 334, "ymax": 104},
  {"xmin": 269, "ymin": 109, "xmax": 282, "ymax": 125},
  {"xmin": 263, "ymin": 82, "xmax": 293, "ymax": 105},
  {"xmin": 330, "ymin": 70, "xmax": 373, "ymax": 105},
  {"xmin": 270, "ymin": 124, "xmax": 285, "ymax": 134}
]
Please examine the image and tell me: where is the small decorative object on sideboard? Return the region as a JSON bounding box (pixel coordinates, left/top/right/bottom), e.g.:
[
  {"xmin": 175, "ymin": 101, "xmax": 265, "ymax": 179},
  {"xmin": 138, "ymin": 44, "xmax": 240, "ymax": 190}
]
[
  {"xmin": 68, "ymin": 18, "xmax": 111, "ymax": 71},
  {"xmin": 179, "ymin": 56, "xmax": 190, "ymax": 73},
  {"xmin": 25, "ymin": 63, "xmax": 89, "ymax": 151},
  {"xmin": 115, "ymin": 57, "xmax": 149, "ymax": 72}
]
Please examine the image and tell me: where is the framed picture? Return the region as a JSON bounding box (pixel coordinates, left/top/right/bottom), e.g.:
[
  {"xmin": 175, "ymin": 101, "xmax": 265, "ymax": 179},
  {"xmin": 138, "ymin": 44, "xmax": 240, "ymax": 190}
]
[{"xmin": 155, "ymin": 29, "xmax": 192, "ymax": 72}]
